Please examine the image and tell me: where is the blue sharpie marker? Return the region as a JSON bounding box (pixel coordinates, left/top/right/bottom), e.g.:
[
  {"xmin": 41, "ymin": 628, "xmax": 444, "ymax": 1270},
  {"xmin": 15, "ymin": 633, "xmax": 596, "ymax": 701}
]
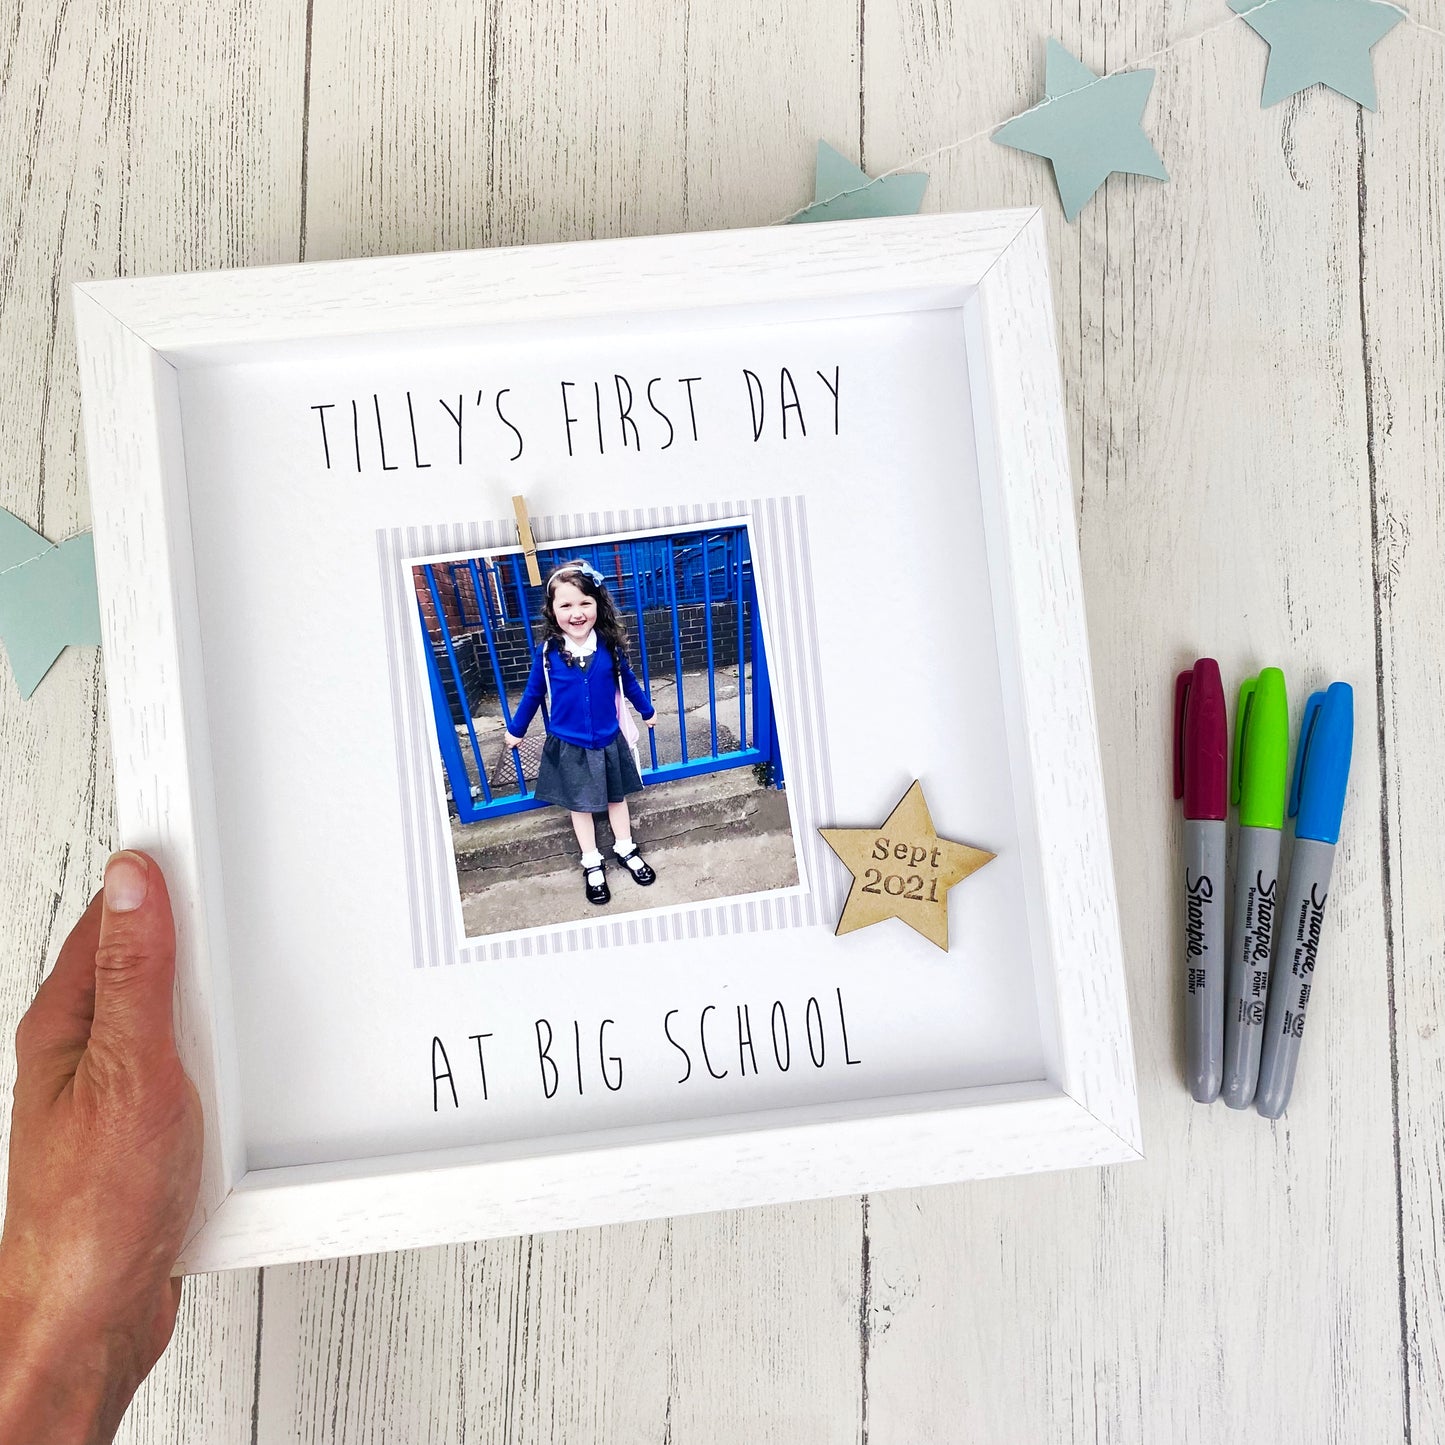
[{"xmin": 1256, "ymin": 682, "xmax": 1353, "ymax": 1120}]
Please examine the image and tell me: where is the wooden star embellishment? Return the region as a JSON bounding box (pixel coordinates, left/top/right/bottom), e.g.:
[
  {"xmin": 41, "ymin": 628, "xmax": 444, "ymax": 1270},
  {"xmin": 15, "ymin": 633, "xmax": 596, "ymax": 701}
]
[{"xmin": 819, "ymin": 781, "xmax": 995, "ymax": 952}]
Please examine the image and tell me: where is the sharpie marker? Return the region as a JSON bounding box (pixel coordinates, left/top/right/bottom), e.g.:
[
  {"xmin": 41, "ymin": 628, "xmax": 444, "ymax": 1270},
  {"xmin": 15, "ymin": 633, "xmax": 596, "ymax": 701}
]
[
  {"xmin": 1256, "ymin": 682, "xmax": 1353, "ymax": 1119},
  {"xmin": 1221, "ymin": 668, "xmax": 1290, "ymax": 1109},
  {"xmin": 1174, "ymin": 658, "xmax": 1228, "ymax": 1103}
]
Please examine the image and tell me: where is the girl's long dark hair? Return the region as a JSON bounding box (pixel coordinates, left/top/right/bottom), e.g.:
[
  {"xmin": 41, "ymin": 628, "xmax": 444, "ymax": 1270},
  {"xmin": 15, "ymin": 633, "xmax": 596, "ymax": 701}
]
[{"xmin": 539, "ymin": 561, "xmax": 632, "ymax": 671}]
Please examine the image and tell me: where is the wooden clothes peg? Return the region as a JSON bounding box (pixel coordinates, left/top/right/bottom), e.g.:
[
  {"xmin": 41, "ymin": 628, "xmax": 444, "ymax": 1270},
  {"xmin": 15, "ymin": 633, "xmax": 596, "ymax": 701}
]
[{"xmin": 512, "ymin": 495, "xmax": 541, "ymax": 586}]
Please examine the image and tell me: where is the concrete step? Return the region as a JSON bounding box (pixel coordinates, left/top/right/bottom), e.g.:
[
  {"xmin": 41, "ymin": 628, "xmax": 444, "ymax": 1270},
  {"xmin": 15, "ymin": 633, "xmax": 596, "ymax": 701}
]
[{"xmin": 452, "ymin": 763, "xmax": 789, "ymax": 879}]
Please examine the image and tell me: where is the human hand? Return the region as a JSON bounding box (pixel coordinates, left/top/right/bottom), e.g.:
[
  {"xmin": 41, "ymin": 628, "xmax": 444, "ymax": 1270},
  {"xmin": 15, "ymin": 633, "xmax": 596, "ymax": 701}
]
[
  {"xmin": 503, "ymin": 731, "xmax": 523, "ymax": 750},
  {"xmin": 645, "ymin": 717, "xmax": 656, "ymax": 729},
  {"xmin": 0, "ymin": 851, "xmax": 203, "ymax": 1445}
]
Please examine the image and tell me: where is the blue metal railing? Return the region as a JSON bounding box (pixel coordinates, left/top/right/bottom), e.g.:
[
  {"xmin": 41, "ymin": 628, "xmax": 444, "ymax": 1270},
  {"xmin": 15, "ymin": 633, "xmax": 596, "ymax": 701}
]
[
  {"xmin": 436, "ymin": 534, "xmax": 746, "ymax": 627},
  {"xmin": 417, "ymin": 525, "xmax": 783, "ymax": 823}
]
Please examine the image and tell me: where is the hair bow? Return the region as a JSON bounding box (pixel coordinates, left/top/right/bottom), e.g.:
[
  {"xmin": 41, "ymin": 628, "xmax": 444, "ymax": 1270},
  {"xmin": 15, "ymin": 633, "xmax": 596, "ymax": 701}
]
[{"xmin": 552, "ymin": 559, "xmax": 606, "ymax": 587}]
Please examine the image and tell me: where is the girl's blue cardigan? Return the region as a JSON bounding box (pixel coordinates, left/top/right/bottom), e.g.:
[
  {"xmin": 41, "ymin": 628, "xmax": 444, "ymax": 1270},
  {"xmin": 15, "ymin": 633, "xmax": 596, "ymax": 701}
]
[{"xmin": 509, "ymin": 637, "xmax": 654, "ymax": 749}]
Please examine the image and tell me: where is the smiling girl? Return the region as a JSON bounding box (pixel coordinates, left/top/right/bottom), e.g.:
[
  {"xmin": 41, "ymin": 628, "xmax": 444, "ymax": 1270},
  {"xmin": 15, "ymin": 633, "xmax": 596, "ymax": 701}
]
[{"xmin": 504, "ymin": 560, "xmax": 658, "ymax": 905}]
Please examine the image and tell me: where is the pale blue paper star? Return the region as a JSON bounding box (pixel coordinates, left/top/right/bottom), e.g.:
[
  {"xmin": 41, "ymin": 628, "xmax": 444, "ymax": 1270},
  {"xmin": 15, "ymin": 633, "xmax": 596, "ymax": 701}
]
[
  {"xmin": 993, "ymin": 40, "xmax": 1168, "ymax": 222},
  {"xmin": 788, "ymin": 141, "xmax": 928, "ymax": 223},
  {"xmin": 0, "ymin": 508, "xmax": 102, "ymax": 698},
  {"xmin": 1229, "ymin": 0, "xmax": 1403, "ymax": 109}
]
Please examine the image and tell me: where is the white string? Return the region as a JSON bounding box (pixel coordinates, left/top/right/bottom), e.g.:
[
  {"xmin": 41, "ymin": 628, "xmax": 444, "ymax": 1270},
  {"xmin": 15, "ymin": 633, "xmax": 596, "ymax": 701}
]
[
  {"xmin": 0, "ymin": 543, "xmax": 58, "ymax": 580},
  {"xmin": 775, "ymin": 0, "xmax": 1435, "ymax": 223}
]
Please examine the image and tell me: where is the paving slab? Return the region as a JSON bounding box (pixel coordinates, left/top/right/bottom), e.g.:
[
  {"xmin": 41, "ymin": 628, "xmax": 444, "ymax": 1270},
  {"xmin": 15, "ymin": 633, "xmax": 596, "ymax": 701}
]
[{"xmin": 458, "ymin": 820, "xmax": 802, "ymax": 936}]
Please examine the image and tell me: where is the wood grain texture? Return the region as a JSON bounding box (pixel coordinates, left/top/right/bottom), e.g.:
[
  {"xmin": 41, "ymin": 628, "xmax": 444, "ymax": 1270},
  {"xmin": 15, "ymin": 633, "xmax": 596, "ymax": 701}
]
[
  {"xmin": 864, "ymin": 2, "xmax": 1411, "ymax": 1441},
  {"xmin": 302, "ymin": 0, "xmax": 860, "ymax": 261},
  {"xmin": 4, "ymin": 0, "xmax": 1443, "ymax": 1438},
  {"xmin": 0, "ymin": 0, "xmax": 302, "ymax": 1440},
  {"xmin": 969, "ymin": 211, "xmax": 1140, "ymax": 1150},
  {"xmin": 1360, "ymin": 10, "xmax": 1445, "ymax": 1438},
  {"xmin": 259, "ymin": 1205, "xmax": 862, "ymax": 1444},
  {"xmin": 820, "ymin": 779, "xmax": 998, "ymax": 950},
  {"xmin": 69, "ymin": 206, "xmax": 1041, "ymax": 348}
]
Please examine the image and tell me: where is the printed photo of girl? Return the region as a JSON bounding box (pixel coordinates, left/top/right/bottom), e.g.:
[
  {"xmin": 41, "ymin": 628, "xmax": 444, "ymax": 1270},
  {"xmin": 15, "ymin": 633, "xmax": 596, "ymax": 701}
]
[
  {"xmin": 412, "ymin": 520, "xmax": 800, "ymax": 940},
  {"xmin": 503, "ymin": 560, "xmax": 659, "ymax": 905}
]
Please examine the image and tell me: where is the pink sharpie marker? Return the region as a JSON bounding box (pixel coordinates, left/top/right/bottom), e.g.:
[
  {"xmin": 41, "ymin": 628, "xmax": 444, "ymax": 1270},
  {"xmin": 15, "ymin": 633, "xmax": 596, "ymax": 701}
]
[{"xmin": 1174, "ymin": 658, "xmax": 1228, "ymax": 1103}]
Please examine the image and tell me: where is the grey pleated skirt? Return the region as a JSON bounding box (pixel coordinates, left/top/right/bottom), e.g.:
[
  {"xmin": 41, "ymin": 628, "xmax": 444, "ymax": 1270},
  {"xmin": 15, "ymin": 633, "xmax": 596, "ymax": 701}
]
[{"xmin": 532, "ymin": 732, "xmax": 644, "ymax": 813}]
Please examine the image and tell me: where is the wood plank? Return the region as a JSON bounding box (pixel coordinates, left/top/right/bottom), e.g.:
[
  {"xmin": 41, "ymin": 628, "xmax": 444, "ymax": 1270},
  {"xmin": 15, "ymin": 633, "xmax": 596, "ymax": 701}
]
[
  {"xmin": 301, "ymin": 0, "xmax": 860, "ymax": 263},
  {"xmin": 114, "ymin": 1273, "xmax": 262, "ymax": 1445},
  {"xmin": 667, "ymin": 1202, "xmax": 862, "ymax": 1444},
  {"xmin": 0, "ymin": 1, "xmax": 303, "ymax": 1442},
  {"xmin": 1359, "ymin": 8, "xmax": 1445, "ymax": 1438},
  {"xmin": 861, "ymin": 4, "xmax": 1406, "ymax": 1440},
  {"xmin": 262, "ymin": 1223, "xmax": 670, "ymax": 1443},
  {"xmin": 259, "ymin": 2, "xmax": 864, "ymax": 1440},
  {"xmin": 260, "ymin": 1206, "xmax": 861, "ymax": 1443}
]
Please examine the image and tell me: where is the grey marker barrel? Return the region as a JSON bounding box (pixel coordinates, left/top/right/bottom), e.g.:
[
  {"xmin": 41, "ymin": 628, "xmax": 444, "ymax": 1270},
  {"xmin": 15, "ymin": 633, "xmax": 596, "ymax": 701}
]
[
  {"xmin": 1256, "ymin": 837, "xmax": 1337, "ymax": 1119},
  {"xmin": 1183, "ymin": 818, "xmax": 1226, "ymax": 1103},
  {"xmin": 1221, "ymin": 826, "xmax": 1284, "ymax": 1108}
]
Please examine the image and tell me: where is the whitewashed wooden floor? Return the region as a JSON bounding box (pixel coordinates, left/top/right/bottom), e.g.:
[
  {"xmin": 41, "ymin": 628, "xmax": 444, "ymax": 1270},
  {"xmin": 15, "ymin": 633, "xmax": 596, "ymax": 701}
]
[{"xmin": 2, "ymin": 1, "xmax": 1442, "ymax": 1440}]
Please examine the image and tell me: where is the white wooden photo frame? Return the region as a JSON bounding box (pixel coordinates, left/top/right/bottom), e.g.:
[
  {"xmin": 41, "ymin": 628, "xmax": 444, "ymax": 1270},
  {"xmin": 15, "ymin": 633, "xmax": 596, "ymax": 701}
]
[{"xmin": 74, "ymin": 211, "xmax": 1140, "ymax": 1273}]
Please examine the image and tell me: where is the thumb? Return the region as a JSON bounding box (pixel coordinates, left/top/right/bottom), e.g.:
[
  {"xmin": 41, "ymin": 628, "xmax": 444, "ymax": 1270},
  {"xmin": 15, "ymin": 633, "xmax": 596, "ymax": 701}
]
[{"xmin": 91, "ymin": 850, "xmax": 178, "ymax": 1059}]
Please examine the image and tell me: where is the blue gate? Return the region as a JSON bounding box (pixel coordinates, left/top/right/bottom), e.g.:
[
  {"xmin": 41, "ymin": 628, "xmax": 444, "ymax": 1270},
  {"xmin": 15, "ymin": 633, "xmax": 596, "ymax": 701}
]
[{"xmin": 416, "ymin": 526, "xmax": 783, "ymax": 823}]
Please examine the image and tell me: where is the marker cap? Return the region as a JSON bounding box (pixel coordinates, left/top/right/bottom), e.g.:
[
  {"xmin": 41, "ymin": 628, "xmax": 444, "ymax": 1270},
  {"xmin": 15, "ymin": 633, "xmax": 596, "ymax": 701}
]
[
  {"xmin": 1288, "ymin": 681, "xmax": 1354, "ymax": 845},
  {"xmin": 1231, "ymin": 667, "xmax": 1290, "ymax": 829},
  {"xmin": 1173, "ymin": 657, "xmax": 1227, "ymax": 821}
]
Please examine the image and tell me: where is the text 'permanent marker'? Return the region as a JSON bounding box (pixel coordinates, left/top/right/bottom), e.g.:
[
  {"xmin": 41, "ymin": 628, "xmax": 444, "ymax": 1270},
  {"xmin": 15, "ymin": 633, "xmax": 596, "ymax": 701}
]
[
  {"xmin": 1174, "ymin": 658, "xmax": 1228, "ymax": 1103},
  {"xmin": 1256, "ymin": 681, "xmax": 1353, "ymax": 1120},
  {"xmin": 1222, "ymin": 667, "xmax": 1289, "ymax": 1109}
]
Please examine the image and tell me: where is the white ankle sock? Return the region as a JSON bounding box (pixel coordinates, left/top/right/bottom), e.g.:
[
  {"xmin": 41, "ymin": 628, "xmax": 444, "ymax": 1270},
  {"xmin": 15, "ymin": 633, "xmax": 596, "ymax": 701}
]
[
  {"xmin": 581, "ymin": 849, "xmax": 604, "ymax": 869},
  {"xmin": 612, "ymin": 838, "xmax": 636, "ymax": 858}
]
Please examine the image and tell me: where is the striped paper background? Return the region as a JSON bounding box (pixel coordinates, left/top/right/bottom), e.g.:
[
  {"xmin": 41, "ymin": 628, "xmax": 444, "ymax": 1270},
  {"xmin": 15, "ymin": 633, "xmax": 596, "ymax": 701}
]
[{"xmin": 377, "ymin": 497, "xmax": 841, "ymax": 966}]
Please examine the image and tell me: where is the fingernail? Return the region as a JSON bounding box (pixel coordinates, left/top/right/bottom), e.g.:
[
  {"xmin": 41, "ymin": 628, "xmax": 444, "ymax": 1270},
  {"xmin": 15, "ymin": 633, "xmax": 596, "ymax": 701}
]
[{"xmin": 104, "ymin": 852, "xmax": 150, "ymax": 913}]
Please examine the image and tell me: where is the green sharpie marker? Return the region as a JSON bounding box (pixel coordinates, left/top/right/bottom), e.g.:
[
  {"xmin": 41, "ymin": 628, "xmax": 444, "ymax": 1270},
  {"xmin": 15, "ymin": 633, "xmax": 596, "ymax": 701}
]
[{"xmin": 1221, "ymin": 668, "xmax": 1290, "ymax": 1109}]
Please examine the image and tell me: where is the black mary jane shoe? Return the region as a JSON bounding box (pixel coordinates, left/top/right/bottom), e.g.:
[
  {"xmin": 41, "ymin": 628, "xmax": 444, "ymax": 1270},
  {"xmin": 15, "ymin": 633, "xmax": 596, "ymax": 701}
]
[
  {"xmin": 584, "ymin": 864, "xmax": 610, "ymax": 906},
  {"xmin": 618, "ymin": 850, "xmax": 656, "ymax": 886}
]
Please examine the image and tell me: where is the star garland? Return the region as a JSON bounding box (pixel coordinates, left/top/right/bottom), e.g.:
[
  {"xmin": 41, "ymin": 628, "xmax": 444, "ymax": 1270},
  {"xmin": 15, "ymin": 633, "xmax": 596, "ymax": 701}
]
[
  {"xmin": 0, "ymin": 511, "xmax": 101, "ymax": 698},
  {"xmin": 0, "ymin": 0, "xmax": 1433, "ymax": 697},
  {"xmin": 784, "ymin": 0, "xmax": 1425, "ymax": 225}
]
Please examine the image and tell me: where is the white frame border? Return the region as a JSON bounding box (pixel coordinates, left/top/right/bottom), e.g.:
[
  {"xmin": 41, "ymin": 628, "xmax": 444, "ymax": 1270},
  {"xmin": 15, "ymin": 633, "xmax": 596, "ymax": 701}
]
[{"xmin": 74, "ymin": 211, "xmax": 1140, "ymax": 1274}]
